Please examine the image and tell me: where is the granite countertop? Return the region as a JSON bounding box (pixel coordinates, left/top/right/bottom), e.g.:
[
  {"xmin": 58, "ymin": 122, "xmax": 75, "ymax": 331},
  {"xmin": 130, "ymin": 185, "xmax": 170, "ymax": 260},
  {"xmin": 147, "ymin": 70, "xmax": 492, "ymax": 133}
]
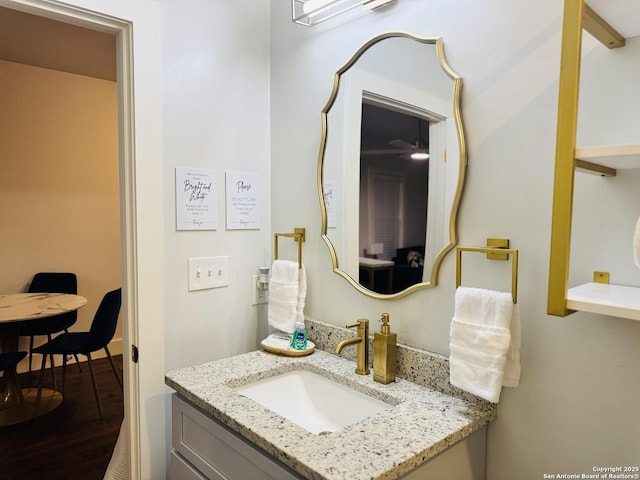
[{"xmin": 165, "ymin": 349, "xmax": 495, "ymax": 480}]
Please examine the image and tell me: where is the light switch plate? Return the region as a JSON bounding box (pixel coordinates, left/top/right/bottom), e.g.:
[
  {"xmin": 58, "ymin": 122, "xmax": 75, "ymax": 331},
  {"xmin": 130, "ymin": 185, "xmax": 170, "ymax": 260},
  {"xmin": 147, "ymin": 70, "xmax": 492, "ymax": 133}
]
[{"xmin": 188, "ymin": 256, "xmax": 229, "ymax": 291}]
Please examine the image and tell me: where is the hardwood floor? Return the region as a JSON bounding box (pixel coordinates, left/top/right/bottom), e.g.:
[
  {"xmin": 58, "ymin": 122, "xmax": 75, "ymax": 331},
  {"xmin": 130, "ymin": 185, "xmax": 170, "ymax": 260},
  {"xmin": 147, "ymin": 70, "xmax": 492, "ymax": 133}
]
[{"xmin": 0, "ymin": 355, "xmax": 124, "ymax": 480}]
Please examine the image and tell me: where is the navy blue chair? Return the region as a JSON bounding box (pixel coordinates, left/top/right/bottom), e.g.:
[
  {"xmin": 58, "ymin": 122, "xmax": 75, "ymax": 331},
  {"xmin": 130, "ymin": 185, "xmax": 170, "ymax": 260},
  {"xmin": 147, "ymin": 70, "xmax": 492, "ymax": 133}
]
[
  {"xmin": 19, "ymin": 272, "xmax": 80, "ymax": 373},
  {"xmin": 0, "ymin": 351, "xmax": 29, "ymax": 420},
  {"xmin": 34, "ymin": 288, "xmax": 122, "ymax": 420}
]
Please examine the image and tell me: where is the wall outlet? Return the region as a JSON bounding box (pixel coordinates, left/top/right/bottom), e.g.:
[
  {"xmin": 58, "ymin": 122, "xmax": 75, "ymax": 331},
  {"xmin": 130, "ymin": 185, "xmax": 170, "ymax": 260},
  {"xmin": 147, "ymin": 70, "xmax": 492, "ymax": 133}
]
[
  {"xmin": 251, "ymin": 275, "xmax": 268, "ymax": 305},
  {"xmin": 188, "ymin": 256, "xmax": 229, "ymax": 291}
]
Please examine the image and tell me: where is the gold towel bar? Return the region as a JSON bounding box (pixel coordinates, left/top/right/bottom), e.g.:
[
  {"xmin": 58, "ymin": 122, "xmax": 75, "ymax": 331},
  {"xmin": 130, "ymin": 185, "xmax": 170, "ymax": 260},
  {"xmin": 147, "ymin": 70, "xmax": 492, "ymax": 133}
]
[
  {"xmin": 274, "ymin": 227, "xmax": 306, "ymax": 269},
  {"xmin": 456, "ymin": 240, "xmax": 519, "ymax": 303}
]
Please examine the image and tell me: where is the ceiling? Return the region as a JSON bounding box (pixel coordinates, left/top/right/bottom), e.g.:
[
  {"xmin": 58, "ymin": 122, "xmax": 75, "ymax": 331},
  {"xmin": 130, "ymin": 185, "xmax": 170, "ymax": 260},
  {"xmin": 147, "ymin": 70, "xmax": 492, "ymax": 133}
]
[{"xmin": 0, "ymin": 6, "xmax": 116, "ymax": 81}]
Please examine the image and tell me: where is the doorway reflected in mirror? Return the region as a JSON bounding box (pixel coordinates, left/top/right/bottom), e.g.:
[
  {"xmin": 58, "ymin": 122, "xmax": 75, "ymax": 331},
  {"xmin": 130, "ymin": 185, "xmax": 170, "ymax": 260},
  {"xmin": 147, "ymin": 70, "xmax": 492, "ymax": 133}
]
[{"xmin": 360, "ymin": 103, "xmax": 430, "ymax": 293}]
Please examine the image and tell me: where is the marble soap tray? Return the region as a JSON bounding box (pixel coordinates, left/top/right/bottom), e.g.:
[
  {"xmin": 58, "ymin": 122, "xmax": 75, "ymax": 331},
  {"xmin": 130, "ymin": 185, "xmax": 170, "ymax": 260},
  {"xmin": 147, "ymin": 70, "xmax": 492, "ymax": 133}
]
[{"xmin": 260, "ymin": 334, "xmax": 315, "ymax": 357}]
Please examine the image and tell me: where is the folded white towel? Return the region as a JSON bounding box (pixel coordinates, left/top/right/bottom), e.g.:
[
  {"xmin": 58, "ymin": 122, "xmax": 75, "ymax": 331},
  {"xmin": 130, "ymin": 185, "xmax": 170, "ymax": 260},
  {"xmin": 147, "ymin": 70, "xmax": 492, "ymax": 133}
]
[
  {"xmin": 449, "ymin": 286, "xmax": 521, "ymax": 403},
  {"xmin": 634, "ymin": 216, "xmax": 640, "ymax": 269},
  {"xmin": 453, "ymin": 286, "xmax": 513, "ymax": 329},
  {"xmin": 449, "ymin": 320, "xmax": 511, "ymax": 402},
  {"xmin": 296, "ymin": 264, "xmax": 307, "ymax": 324},
  {"xmin": 502, "ymin": 303, "xmax": 521, "ymax": 388},
  {"xmin": 268, "ymin": 260, "xmax": 305, "ymax": 334}
]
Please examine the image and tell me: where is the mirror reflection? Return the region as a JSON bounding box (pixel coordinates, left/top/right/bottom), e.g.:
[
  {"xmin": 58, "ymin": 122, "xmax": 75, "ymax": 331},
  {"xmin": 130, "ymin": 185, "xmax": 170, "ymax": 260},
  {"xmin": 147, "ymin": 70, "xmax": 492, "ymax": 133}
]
[{"xmin": 319, "ymin": 33, "xmax": 466, "ymax": 298}]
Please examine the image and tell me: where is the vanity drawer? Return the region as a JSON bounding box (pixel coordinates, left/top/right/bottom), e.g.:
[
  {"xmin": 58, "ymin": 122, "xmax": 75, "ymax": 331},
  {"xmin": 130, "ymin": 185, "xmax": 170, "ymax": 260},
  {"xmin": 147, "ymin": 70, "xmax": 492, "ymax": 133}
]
[
  {"xmin": 171, "ymin": 394, "xmax": 301, "ymax": 480},
  {"xmin": 170, "ymin": 451, "xmax": 209, "ymax": 480}
]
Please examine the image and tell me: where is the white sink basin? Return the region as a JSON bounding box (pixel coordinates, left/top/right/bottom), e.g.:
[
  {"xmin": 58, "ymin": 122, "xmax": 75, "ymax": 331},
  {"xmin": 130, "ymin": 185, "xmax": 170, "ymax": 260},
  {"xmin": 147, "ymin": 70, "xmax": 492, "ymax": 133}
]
[{"xmin": 234, "ymin": 369, "xmax": 394, "ymax": 435}]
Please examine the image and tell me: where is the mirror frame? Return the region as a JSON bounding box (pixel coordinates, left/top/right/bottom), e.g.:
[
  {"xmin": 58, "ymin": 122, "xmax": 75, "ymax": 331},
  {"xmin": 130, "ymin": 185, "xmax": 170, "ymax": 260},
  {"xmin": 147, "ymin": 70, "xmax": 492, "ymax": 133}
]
[{"xmin": 317, "ymin": 32, "xmax": 467, "ymax": 299}]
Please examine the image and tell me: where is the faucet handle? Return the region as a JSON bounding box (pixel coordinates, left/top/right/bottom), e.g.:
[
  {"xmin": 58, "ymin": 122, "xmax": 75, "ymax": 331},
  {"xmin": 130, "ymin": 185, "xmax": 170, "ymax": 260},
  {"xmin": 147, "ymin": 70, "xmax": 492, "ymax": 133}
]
[{"xmin": 345, "ymin": 319, "xmax": 368, "ymax": 329}]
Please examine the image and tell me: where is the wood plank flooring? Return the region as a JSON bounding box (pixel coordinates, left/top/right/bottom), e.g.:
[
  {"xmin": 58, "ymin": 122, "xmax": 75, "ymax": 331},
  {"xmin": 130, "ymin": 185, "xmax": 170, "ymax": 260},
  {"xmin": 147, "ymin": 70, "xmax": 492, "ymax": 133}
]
[{"xmin": 0, "ymin": 355, "xmax": 124, "ymax": 480}]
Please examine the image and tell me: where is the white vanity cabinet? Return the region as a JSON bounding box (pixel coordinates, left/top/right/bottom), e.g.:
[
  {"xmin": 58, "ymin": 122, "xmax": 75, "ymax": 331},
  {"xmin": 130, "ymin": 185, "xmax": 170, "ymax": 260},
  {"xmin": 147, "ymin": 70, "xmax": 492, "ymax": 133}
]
[
  {"xmin": 170, "ymin": 394, "xmax": 302, "ymax": 480},
  {"xmin": 548, "ymin": 0, "xmax": 640, "ymax": 321},
  {"xmin": 170, "ymin": 393, "xmax": 487, "ymax": 480}
]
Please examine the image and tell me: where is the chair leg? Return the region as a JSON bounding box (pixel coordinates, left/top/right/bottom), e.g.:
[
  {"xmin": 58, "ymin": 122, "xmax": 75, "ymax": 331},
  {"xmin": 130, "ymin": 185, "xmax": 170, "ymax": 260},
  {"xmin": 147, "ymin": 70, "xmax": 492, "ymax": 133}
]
[
  {"xmin": 61, "ymin": 354, "xmax": 68, "ymax": 397},
  {"xmin": 34, "ymin": 354, "xmax": 48, "ymax": 418},
  {"xmin": 28, "ymin": 336, "xmax": 35, "ymax": 372},
  {"xmin": 74, "ymin": 354, "xmax": 82, "ymax": 372},
  {"xmin": 47, "ymin": 334, "xmax": 57, "ymax": 391},
  {"xmin": 104, "ymin": 346, "xmax": 123, "ymax": 389},
  {"xmin": 86, "ymin": 353, "xmax": 103, "ymax": 420}
]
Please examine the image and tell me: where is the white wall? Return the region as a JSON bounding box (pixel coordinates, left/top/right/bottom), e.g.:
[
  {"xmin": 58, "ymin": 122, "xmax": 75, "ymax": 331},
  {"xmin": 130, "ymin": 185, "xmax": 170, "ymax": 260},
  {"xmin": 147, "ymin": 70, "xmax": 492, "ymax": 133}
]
[
  {"xmin": 159, "ymin": 1, "xmax": 271, "ymax": 473},
  {"xmin": 4, "ymin": 1, "xmax": 270, "ymax": 478},
  {"xmin": 159, "ymin": 0, "xmax": 271, "ymax": 372},
  {"xmin": 270, "ymin": 1, "xmax": 640, "ymax": 479}
]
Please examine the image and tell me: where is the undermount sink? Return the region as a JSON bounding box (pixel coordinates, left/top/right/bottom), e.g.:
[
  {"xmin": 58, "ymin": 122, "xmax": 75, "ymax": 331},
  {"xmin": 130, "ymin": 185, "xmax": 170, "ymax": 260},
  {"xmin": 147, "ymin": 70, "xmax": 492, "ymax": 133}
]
[{"xmin": 234, "ymin": 369, "xmax": 394, "ymax": 435}]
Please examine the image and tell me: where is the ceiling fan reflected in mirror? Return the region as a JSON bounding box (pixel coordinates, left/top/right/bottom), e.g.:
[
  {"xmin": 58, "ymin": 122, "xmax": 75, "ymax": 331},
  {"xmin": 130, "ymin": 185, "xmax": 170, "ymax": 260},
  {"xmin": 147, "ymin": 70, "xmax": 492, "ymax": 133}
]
[
  {"xmin": 360, "ymin": 104, "xmax": 430, "ymax": 161},
  {"xmin": 361, "ymin": 134, "xmax": 430, "ymax": 161},
  {"xmin": 389, "ymin": 137, "xmax": 429, "ymax": 160}
]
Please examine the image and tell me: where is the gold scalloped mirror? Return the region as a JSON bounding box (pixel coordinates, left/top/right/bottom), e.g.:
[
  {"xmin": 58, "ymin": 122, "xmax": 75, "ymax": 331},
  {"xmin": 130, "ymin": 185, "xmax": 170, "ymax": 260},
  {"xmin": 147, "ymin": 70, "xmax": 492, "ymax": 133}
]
[{"xmin": 318, "ymin": 33, "xmax": 467, "ymax": 299}]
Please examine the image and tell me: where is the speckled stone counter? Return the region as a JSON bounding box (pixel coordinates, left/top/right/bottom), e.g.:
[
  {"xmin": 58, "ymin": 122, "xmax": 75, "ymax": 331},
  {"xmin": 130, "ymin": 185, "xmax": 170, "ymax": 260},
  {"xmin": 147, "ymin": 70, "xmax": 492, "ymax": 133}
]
[
  {"xmin": 166, "ymin": 348, "xmax": 496, "ymax": 480},
  {"xmin": 305, "ymin": 318, "xmax": 496, "ymax": 407}
]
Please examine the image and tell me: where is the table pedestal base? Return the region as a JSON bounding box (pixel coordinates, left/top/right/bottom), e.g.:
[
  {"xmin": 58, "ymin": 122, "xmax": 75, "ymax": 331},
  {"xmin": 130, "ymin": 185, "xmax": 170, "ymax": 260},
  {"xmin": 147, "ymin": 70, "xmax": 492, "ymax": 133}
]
[{"xmin": 0, "ymin": 388, "xmax": 62, "ymax": 426}]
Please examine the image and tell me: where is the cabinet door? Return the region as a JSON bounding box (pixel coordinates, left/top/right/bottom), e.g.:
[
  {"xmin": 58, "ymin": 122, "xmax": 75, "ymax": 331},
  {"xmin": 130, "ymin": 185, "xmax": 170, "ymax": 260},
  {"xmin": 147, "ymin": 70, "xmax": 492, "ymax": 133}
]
[{"xmin": 172, "ymin": 394, "xmax": 301, "ymax": 480}]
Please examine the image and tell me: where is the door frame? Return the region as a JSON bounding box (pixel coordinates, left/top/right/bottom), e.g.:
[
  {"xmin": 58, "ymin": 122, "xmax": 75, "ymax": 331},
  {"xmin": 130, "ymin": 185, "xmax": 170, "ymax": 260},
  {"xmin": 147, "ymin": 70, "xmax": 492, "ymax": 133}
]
[{"xmin": 1, "ymin": 1, "xmax": 141, "ymax": 477}]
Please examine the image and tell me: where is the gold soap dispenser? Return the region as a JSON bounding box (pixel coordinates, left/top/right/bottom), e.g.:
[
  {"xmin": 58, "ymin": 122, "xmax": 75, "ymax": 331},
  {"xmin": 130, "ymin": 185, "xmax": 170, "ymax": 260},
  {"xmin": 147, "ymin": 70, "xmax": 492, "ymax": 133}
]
[{"xmin": 373, "ymin": 313, "xmax": 397, "ymax": 384}]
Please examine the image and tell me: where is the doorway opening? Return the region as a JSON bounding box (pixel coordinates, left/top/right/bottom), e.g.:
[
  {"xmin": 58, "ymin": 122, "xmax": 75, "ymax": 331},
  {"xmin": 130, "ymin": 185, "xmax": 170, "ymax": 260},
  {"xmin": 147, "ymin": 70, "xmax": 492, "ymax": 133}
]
[{"xmin": 0, "ymin": 3, "xmax": 139, "ymax": 477}]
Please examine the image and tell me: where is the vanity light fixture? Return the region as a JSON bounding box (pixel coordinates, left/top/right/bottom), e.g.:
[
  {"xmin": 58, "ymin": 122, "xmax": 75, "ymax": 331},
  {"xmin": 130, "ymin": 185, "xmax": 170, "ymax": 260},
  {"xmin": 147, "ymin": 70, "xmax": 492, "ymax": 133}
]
[{"xmin": 292, "ymin": 0, "xmax": 397, "ymax": 27}]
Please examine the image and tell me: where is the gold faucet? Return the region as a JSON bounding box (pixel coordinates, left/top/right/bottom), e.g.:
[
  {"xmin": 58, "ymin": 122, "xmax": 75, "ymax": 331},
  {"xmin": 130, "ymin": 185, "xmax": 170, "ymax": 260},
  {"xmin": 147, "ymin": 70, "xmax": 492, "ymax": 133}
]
[{"xmin": 334, "ymin": 319, "xmax": 370, "ymax": 375}]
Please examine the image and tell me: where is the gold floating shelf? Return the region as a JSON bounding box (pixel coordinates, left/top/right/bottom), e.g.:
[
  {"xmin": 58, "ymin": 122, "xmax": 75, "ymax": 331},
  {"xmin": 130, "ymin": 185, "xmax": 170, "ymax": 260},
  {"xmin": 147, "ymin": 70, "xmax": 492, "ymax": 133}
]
[
  {"xmin": 574, "ymin": 144, "xmax": 640, "ymax": 176},
  {"xmin": 582, "ymin": 4, "xmax": 625, "ymax": 49},
  {"xmin": 547, "ymin": 0, "xmax": 632, "ymax": 317}
]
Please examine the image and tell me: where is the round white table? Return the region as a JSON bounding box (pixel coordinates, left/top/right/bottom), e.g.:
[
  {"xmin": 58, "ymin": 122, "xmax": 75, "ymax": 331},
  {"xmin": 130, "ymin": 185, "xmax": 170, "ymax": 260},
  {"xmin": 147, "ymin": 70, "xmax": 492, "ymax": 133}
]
[{"xmin": 0, "ymin": 292, "xmax": 87, "ymax": 425}]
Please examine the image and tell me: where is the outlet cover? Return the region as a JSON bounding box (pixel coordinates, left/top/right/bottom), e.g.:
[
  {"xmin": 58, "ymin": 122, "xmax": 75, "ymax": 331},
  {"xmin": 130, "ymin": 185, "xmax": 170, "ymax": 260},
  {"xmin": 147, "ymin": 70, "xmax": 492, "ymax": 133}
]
[{"xmin": 188, "ymin": 256, "xmax": 229, "ymax": 291}]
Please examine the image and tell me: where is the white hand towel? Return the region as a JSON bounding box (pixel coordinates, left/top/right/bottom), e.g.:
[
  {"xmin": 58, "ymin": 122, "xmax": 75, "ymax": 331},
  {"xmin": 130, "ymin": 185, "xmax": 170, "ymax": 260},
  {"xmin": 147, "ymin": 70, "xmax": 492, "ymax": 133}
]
[
  {"xmin": 449, "ymin": 320, "xmax": 512, "ymax": 403},
  {"xmin": 502, "ymin": 303, "xmax": 521, "ymax": 388},
  {"xmin": 634, "ymin": 216, "xmax": 640, "ymax": 269},
  {"xmin": 296, "ymin": 264, "xmax": 307, "ymax": 324},
  {"xmin": 268, "ymin": 259, "xmax": 302, "ymax": 334},
  {"xmin": 449, "ymin": 286, "xmax": 520, "ymax": 403},
  {"xmin": 453, "ymin": 286, "xmax": 513, "ymax": 329}
]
